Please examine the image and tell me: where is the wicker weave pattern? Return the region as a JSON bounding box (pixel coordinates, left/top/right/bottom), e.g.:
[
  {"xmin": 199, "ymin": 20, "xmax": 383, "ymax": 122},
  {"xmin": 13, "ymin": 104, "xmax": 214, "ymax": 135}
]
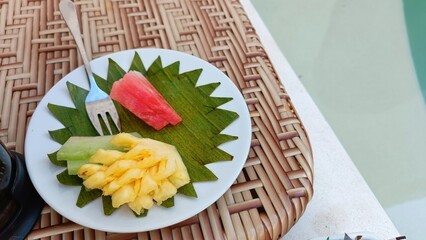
[{"xmin": 0, "ymin": 0, "xmax": 313, "ymax": 239}]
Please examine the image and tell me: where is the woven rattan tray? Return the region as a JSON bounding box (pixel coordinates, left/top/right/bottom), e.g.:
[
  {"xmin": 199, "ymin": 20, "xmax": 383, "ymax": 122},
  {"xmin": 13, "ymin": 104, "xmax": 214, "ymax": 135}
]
[{"xmin": 0, "ymin": 0, "xmax": 313, "ymax": 239}]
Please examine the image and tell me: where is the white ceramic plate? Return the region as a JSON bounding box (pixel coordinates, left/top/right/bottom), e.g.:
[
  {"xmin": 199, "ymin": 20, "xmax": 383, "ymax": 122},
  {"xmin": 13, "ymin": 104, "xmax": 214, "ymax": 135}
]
[{"xmin": 25, "ymin": 48, "xmax": 251, "ymax": 233}]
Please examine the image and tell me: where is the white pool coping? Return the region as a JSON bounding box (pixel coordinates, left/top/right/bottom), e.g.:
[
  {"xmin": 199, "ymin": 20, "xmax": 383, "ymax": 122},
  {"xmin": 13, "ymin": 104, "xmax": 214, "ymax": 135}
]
[{"xmin": 241, "ymin": 0, "xmax": 401, "ymax": 239}]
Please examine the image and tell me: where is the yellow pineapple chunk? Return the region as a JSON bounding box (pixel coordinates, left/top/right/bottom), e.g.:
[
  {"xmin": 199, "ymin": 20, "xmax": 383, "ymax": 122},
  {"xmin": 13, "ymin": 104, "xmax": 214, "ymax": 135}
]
[
  {"xmin": 77, "ymin": 164, "xmax": 106, "ymax": 179},
  {"xmin": 128, "ymin": 195, "xmax": 154, "ymax": 215},
  {"xmin": 116, "ymin": 168, "xmax": 143, "ymax": 186},
  {"xmin": 105, "ymin": 159, "xmax": 138, "ymax": 177},
  {"xmin": 90, "ymin": 149, "xmax": 124, "ymax": 166},
  {"xmin": 153, "ymin": 179, "xmax": 177, "ymax": 205},
  {"xmin": 133, "ymin": 178, "xmax": 141, "ymax": 194},
  {"xmin": 122, "ymin": 144, "xmax": 152, "ymax": 161},
  {"xmin": 151, "ymin": 158, "xmax": 176, "ymax": 181},
  {"xmin": 110, "ymin": 133, "xmax": 143, "ymax": 148},
  {"xmin": 102, "ymin": 180, "xmax": 121, "ymax": 195},
  {"xmin": 138, "ymin": 173, "xmax": 158, "ymax": 195},
  {"xmin": 169, "ymin": 154, "xmax": 190, "ymax": 188},
  {"xmin": 111, "ymin": 183, "xmax": 137, "ymax": 208},
  {"xmin": 83, "ymin": 171, "xmax": 113, "ymax": 189}
]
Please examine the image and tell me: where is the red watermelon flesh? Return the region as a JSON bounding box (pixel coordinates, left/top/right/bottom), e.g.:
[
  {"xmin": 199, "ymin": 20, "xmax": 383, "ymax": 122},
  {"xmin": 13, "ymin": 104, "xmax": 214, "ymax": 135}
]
[{"xmin": 110, "ymin": 71, "xmax": 182, "ymax": 130}]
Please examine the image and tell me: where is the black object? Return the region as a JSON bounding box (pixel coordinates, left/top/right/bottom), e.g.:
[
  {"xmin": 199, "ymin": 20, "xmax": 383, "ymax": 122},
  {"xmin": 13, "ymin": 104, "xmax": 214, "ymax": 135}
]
[{"xmin": 0, "ymin": 141, "xmax": 44, "ymax": 240}]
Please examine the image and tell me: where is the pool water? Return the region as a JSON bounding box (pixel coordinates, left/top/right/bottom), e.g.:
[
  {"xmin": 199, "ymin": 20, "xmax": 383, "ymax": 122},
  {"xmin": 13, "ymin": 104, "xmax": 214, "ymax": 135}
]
[
  {"xmin": 252, "ymin": 0, "xmax": 426, "ymax": 239},
  {"xmin": 404, "ymin": 0, "xmax": 426, "ymax": 103}
]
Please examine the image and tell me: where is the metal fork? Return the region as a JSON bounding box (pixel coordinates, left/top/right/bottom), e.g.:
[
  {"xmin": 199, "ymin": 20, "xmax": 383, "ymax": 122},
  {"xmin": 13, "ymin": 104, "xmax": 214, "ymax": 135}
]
[{"xmin": 59, "ymin": 0, "xmax": 120, "ymax": 135}]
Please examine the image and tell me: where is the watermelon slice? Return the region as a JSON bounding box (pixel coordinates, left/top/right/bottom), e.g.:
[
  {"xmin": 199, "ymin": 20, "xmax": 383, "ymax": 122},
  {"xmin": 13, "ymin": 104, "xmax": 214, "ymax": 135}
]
[{"xmin": 110, "ymin": 71, "xmax": 182, "ymax": 130}]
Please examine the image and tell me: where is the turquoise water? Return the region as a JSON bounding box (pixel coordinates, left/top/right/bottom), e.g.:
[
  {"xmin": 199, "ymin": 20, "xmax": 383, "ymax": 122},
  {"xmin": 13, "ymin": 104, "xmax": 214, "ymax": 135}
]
[
  {"xmin": 251, "ymin": 0, "xmax": 426, "ymax": 238},
  {"xmin": 404, "ymin": 0, "xmax": 426, "ymax": 102},
  {"xmin": 251, "ymin": 0, "xmax": 426, "ymax": 206}
]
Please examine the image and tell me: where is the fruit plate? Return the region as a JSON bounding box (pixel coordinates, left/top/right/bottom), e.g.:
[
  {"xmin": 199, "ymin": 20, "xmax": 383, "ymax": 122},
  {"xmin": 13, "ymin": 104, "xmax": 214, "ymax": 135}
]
[{"xmin": 24, "ymin": 48, "xmax": 251, "ymax": 233}]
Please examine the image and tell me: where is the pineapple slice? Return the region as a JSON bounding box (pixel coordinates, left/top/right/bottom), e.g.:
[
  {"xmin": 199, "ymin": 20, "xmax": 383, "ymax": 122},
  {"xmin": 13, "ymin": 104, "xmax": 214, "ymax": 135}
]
[
  {"xmin": 111, "ymin": 183, "xmax": 137, "ymax": 208},
  {"xmin": 77, "ymin": 164, "xmax": 106, "ymax": 179},
  {"xmin": 128, "ymin": 195, "xmax": 154, "ymax": 215},
  {"xmin": 102, "ymin": 180, "xmax": 121, "ymax": 195},
  {"xmin": 110, "ymin": 132, "xmax": 143, "ymax": 148},
  {"xmin": 83, "ymin": 171, "xmax": 113, "ymax": 189},
  {"xmin": 90, "ymin": 149, "xmax": 125, "ymax": 166},
  {"xmin": 169, "ymin": 154, "xmax": 190, "ymax": 188},
  {"xmin": 76, "ymin": 133, "xmax": 190, "ymax": 215},
  {"xmin": 138, "ymin": 173, "xmax": 158, "ymax": 195},
  {"xmin": 153, "ymin": 179, "xmax": 177, "ymax": 205},
  {"xmin": 122, "ymin": 144, "xmax": 153, "ymax": 162},
  {"xmin": 116, "ymin": 168, "xmax": 143, "ymax": 186},
  {"xmin": 105, "ymin": 159, "xmax": 138, "ymax": 177},
  {"xmin": 151, "ymin": 157, "xmax": 176, "ymax": 181}
]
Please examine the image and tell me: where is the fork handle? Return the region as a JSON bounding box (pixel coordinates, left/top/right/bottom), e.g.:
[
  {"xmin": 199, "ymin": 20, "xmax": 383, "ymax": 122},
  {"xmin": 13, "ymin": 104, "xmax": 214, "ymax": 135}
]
[{"xmin": 59, "ymin": 0, "xmax": 96, "ymax": 87}]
